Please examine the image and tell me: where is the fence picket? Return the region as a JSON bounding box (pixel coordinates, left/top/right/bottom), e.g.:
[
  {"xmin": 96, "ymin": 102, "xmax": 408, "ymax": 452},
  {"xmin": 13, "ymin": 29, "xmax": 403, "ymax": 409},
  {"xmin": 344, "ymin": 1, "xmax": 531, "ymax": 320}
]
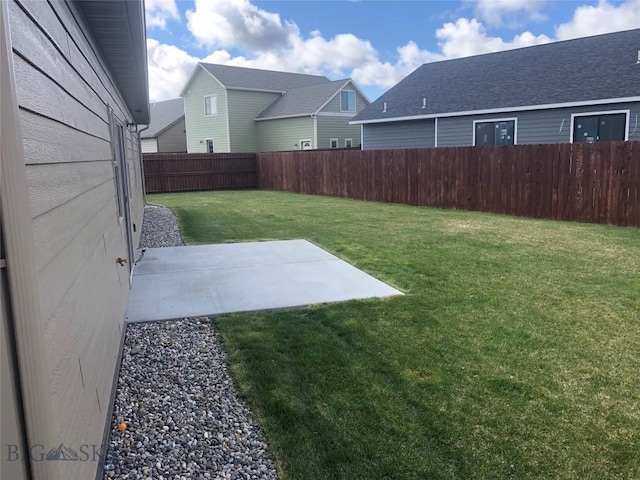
[{"xmin": 143, "ymin": 143, "xmax": 639, "ymax": 227}]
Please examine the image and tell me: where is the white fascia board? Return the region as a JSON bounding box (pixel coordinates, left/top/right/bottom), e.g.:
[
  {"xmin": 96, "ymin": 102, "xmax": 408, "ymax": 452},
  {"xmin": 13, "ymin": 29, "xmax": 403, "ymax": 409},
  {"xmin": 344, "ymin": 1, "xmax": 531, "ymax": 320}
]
[
  {"xmin": 350, "ymin": 96, "xmax": 640, "ymax": 125},
  {"xmin": 316, "ymin": 112, "xmax": 356, "ymax": 117},
  {"xmin": 227, "ymin": 86, "xmax": 285, "ymax": 94},
  {"xmin": 314, "ymin": 80, "xmax": 350, "ymax": 114},
  {"xmin": 150, "ymin": 116, "xmax": 185, "ymax": 138},
  {"xmin": 179, "ymin": 63, "xmax": 228, "ymax": 97},
  {"xmin": 254, "ymin": 113, "xmax": 313, "ymax": 121},
  {"xmin": 315, "ymin": 80, "xmax": 371, "ymax": 116}
]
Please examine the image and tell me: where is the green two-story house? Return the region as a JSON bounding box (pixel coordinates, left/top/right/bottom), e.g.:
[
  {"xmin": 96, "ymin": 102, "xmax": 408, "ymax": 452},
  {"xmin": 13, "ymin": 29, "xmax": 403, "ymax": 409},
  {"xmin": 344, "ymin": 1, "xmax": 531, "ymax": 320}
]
[{"xmin": 180, "ymin": 63, "xmax": 370, "ymax": 153}]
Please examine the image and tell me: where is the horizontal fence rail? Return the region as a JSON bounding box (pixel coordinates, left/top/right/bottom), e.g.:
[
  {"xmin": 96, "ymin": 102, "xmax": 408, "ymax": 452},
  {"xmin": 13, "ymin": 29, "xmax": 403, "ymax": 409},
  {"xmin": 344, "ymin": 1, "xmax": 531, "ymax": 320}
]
[
  {"xmin": 257, "ymin": 142, "xmax": 640, "ymax": 227},
  {"xmin": 143, "ymin": 153, "xmax": 258, "ymax": 193}
]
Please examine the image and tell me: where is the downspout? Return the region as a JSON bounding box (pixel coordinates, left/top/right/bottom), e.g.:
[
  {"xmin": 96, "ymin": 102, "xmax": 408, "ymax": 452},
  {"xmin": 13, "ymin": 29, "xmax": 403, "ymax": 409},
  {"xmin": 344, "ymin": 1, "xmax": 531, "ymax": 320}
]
[
  {"xmin": 137, "ymin": 125, "xmax": 149, "ymax": 205},
  {"xmin": 1, "ymin": 2, "xmax": 57, "ymax": 478},
  {"xmin": 312, "ymin": 114, "xmax": 318, "ymax": 149},
  {"xmin": 434, "ymin": 118, "xmax": 438, "ymax": 147}
]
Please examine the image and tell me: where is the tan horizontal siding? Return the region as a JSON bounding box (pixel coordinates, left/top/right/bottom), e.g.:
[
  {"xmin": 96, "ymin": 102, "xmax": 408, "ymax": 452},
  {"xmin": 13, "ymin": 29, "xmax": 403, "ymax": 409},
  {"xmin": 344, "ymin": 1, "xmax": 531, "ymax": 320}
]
[
  {"xmin": 157, "ymin": 119, "xmax": 187, "ymax": 153},
  {"xmin": 27, "ymin": 161, "xmax": 113, "ymax": 218},
  {"xmin": 8, "ymin": 0, "xmax": 145, "ymax": 477},
  {"xmin": 20, "ymin": 110, "xmax": 112, "ymax": 165}
]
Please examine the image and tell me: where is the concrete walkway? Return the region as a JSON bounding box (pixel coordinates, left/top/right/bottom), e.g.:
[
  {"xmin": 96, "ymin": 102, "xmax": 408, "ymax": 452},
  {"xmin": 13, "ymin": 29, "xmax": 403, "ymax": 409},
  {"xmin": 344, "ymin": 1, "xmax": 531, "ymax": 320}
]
[{"xmin": 126, "ymin": 239, "xmax": 402, "ymax": 322}]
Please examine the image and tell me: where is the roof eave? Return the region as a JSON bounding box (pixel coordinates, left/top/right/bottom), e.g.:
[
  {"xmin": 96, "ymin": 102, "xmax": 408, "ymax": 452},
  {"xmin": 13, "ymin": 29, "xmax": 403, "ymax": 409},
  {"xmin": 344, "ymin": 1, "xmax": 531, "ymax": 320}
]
[
  {"xmin": 254, "ymin": 113, "xmax": 313, "ymax": 121},
  {"xmin": 350, "ymin": 96, "xmax": 640, "ymax": 125},
  {"xmin": 74, "ymin": 0, "xmax": 150, "ymax": 124},
  {"xmin": 141, "ymin": 115, "xmax": 185, "ymax": 138},
  {"xmin": 228, "ymin": 86, "xmax": 286, "ymax": 94}
]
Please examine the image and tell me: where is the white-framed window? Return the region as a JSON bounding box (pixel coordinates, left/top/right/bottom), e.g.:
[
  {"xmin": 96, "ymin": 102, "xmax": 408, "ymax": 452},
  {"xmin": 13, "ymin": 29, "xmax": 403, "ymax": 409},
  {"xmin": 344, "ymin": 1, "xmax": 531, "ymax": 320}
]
[
  {"xmin": 300, "ymin": 139, "xmax": 312, "ymax": 150},
  {"xmin": 570, "ymin": 110, "xmax": 629, "ymax": 143},
  {"xmin": 330, "ymin": 138, "xmax": 338, "ymax": 149},
  {"xmin": 204, "ymin": 95, "xmax": 217, "ymax": 116},
  {"xmin": 473, "ymin": 117, "xmax": 517, "ymax": 146},
  {"xmin": 205, "ymin": 138, "xmax": 214, "ymax": 153},
  {"xmin": 345, "ymin": 138, "xmax": 353, "ymax": 148},
  {"xmin": 108, "ymin": 108, "xmax": 127, "ymax": 222},
  {"xmin": 340, "ymin": 90, "xmax": 356, "ymax": 112}
]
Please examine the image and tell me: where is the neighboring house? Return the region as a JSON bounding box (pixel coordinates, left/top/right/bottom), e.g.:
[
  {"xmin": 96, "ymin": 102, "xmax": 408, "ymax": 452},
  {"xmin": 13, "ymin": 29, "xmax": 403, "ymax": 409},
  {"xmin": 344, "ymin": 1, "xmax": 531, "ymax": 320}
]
[
  {"xmin": 351, "ymin": 29, "xmax": 640, "ymax": 149},
  {"xmin": 1, "ymin": 1, "xmax": 148, "ymax": 479},
  {"xmin": 180, "ymin": 63, "xmax": 369, "ymax": 152},
  {"xmin": 141, "ymin": 98, "xmax": 187, "ymax": 153}
]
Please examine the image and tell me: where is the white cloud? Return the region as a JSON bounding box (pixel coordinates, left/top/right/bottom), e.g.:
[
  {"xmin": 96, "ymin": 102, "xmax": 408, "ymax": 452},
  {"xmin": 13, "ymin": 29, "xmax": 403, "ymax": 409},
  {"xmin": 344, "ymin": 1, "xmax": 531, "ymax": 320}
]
[
  {"xmin": 352, "ymin": 41, "xmax": 443, "ymax": 88},
  {"xmin": 436, "ymin": 18, "xmax": 551, "ymax": 58},
  {"xmin": 555, "ymin": 0, "xmax": 640, "ymax": 40},
  {"xmin": 145, "ymin": 0, "xmax": 180, "ymax": 29},
  {"xmin": 146, "ymin": 39, "xmax": 199, "ymax": 101},
  {"xmin": 474, "ymin": 0, "xmax": 548, "ymax": 26},
  {"xmin": 146, "ymin": 0, "xmax": 639, "ymax": 102},
  {"xmin": 185, "ymin": 0, "xmax": 293, "ymax": 52}
]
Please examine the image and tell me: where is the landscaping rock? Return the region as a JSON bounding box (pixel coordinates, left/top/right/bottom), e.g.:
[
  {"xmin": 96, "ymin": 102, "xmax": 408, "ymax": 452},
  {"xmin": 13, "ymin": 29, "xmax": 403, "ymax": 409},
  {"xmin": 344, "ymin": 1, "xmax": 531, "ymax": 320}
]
[{"xmin": 103, "ymin": 205, "xmax": 278, "ymax": 479}]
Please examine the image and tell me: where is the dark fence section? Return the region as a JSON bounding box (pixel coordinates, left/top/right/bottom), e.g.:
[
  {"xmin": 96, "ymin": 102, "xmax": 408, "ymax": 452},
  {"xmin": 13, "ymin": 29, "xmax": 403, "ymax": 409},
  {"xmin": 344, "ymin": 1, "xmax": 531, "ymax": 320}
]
[
  {"xmin": 143, "ymin": 153, "xmax": 258, "ymax": 193},
  {"xmin": 257, "ymin": 142, "xmax": 640, "ymax": 227}
]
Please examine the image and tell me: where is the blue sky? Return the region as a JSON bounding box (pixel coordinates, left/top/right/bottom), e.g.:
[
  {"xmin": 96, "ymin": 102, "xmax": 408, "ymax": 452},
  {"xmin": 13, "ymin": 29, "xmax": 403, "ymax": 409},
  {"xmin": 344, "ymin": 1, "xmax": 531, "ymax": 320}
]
[{"xmin": 145, "ymin": 0, "xmax": 639, "ymax": 102}]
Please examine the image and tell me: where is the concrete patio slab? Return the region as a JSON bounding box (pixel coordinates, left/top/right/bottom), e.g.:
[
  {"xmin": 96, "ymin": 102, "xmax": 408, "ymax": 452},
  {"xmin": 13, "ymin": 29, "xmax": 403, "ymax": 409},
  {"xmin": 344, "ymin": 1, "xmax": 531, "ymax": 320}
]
[{"xmin": 126, "ymin": 239, "xmax": 402, "ymax": 322}]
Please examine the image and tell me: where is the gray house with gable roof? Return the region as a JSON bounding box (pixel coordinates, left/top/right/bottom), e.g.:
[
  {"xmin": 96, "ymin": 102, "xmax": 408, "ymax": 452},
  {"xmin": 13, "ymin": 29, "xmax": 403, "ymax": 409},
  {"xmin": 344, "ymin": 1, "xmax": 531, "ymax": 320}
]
[
  {"xmin": 180, "ymin": 63, "xmax": 369, "ymax": 153},
  {"xmin": 352, "ymin": 29, "xmax": 640, "ymax": 149},
  {"xmin": 141, "ymin": 98, "xmax": 187, "ymax": 153}
]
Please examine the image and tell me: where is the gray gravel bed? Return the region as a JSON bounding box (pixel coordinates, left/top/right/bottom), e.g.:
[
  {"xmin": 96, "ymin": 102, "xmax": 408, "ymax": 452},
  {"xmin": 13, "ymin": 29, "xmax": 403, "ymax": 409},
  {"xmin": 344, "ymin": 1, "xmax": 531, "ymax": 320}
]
[
  {"xmin": 104, "ymin": 205, "xmax": 278, "ymax": 479},
  {"xmin": 139, "ymin": 205, "xmax": 184, "ymax": 248}
]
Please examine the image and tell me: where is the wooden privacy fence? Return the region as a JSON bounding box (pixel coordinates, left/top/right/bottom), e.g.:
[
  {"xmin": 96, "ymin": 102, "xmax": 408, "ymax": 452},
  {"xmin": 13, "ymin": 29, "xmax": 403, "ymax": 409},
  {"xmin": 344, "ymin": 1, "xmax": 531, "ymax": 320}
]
[
  {"xmin": 143, "ymin": 153, "xmax": 258, "ymax": 193},
  {"xmin": 257, "ymin": 142, "xmax": 640, "ymax": 227}
]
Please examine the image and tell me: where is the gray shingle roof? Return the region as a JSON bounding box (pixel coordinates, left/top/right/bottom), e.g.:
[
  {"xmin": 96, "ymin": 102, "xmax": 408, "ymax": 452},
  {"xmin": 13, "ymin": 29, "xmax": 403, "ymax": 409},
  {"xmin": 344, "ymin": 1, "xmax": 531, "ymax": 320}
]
[
  {"xmin": 352, "ymin": 29, "xmax": 640, "ymax": 123},
  {"xmin": 200, "ymin": 63, "xmax": 330, "ymax": 91},
  {"xmin": 255, "ymin": 80, "xmax": 352, "ymax": 119},
  {"xmin": 141, "ymin": 98, "xmax": 184, "ymax": 138}
]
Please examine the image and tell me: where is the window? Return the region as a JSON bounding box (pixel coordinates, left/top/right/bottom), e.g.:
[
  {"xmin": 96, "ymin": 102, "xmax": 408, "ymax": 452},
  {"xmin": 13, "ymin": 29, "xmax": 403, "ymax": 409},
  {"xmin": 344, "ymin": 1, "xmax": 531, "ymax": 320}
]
[
  {"xmin": 205, "ymin": 139, "xmax": 214, "ymax": 153},
  {"xmin": 330, "ymin": 138, "xmax": 338, "ymax": 149},
  {"xmin": 204, "ymin": 95, "xmax": 217, "ymax": 116},
  {"xmin": 474, "ymin": 119, "xmax": 516, "ymax": 146},
  {"xmin": 112, "ymin": 123, "xmax": 125, "ymax": 219},
  {"xmin": 572, "ymin": 112, "xmax": 627, "ymax": 143},
  {"xmin": 108, "ymin": 109, "xmax": 127, "ymax": 221},
  {"xmin": 345, "ymin": 138, "xmax": 353, "ymax": 148},
  {"xmin": 341, "ymin": 90, "xmax": 356, "ymax": 112}
]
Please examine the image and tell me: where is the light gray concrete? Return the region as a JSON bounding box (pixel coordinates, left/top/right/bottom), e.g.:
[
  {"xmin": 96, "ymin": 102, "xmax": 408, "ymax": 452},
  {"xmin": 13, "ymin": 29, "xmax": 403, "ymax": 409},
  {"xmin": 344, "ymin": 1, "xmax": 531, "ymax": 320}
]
[{"xmin": 126, "ymin": 239, "xmax": 402, "ymax": 322}]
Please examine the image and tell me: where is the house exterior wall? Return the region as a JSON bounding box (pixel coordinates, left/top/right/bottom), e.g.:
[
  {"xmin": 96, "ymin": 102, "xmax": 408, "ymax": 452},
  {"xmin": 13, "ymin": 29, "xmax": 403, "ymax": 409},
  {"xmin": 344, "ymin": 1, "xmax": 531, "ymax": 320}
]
[
  {"xmin": 228, "ymin": 90, "xmax": 281, "ymax": 152},
  {"xmin": 316, "ymin": 115, "xmax": 363, "ymax": 148},
  {"xmin": 8, "ymin": 1, "xmax": 144, "ymax": 478},
  {"xmin": 1, "ymin": 279, "xmax": 28, "ymax": 479},
  {"xmin": 256, "ymin": 116, "xmax": 315, "ymax": 151},
  {"xmin": 184, "ymin": 69, "xmax": 229, "ymax": 153},
  {"xmin": 436, "ymin": 102, "xmax": 640, "ymax": 146},
  {"xmin": 361, "ymin": 102, "xmax": 640, "ymax": 149},
  {"xmin": 363, "ymin": 120, "xmax": 436, "ymax": 149},
  {"xmin": 157, "ymin": 118, "xmax": 187, "ymax": 152},
  {"xmin": 321, "ymin": 84, "xmax": 369, "ymax": 114},
  {"xmin": 141, "ymin": 137, "xmax": 158, "ymax": 153}
]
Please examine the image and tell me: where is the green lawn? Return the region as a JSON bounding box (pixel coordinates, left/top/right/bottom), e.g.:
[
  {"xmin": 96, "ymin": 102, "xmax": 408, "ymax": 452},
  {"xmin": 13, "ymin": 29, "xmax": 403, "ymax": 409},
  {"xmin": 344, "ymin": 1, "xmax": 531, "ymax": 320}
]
[{"xmin": 150, "ymin": 190, "xmax": 640, "ymax": 480}]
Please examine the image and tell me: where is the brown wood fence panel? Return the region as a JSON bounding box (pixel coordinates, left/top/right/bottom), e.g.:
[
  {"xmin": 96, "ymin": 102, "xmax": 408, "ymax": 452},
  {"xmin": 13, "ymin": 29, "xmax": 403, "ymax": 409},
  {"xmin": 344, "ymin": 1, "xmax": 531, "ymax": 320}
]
[
  {"xmin": 143, "ymin": 153, "xmax": 258, "ymax": 193},
  {"xmin": 256, "ymin": 142, "xmax": 640, "ymax": 227}
]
